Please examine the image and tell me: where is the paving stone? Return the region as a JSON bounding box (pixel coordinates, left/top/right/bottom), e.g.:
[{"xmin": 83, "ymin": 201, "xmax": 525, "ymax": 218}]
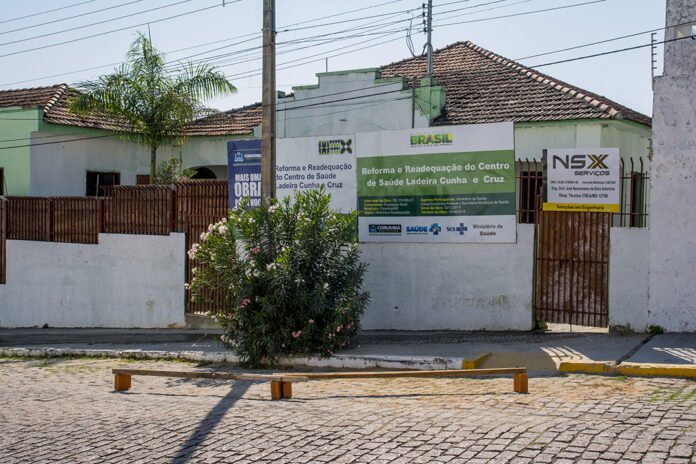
[{"xmin": 1, "ymin": 358, "xmax": 695, "ymax": 464}]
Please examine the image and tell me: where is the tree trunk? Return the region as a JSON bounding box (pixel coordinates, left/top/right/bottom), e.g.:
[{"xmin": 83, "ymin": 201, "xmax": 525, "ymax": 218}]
[{"xmin": 150, "ymin": 145, "xmax": 157, "ymax": 183}]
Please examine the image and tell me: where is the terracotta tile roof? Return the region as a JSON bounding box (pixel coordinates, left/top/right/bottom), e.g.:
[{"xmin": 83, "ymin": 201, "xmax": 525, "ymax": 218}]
[
  {"xmin": 40, "ymin": 88, "xmax": 260, "ymax": 136},
  {"xmin": 380, "ymin": 41, "xmax": 651, "ymax": 127},
  {"xmin": 0, "ymin": 41, "xmax": 650, "ymax": 132},
  {"xmin": 0, "ymin": 85, "xmax": 68, "ymax": 109},
  {"xmin": 185, "ymin": 103, "xmax": 263, "ymax": 136}
]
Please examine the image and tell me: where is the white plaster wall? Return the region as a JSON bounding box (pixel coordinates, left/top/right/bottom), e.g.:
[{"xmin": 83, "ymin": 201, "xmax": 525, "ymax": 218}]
[
  {"xmin": 648, "ymin": 2, "xmax": 696, "ymax": 333},
  {"xmin": 0, "ymin": 233, "xmax": 186, "ymax": 328},
  {"xmin": 360, "ymin": 224, "xmax": 534, "ymax": 331},
  {"xmin": 609, "ymin": 227, "xmax": 649, "ymax": 332},
  {"xmin": 277, "ymin": 70, "xmax": 429, "ymax": 138}
]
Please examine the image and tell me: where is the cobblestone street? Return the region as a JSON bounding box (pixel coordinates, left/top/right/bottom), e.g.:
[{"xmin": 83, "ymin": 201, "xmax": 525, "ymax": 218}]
[{"xmin": 1, "ymin": 357, "xmax": 695, "ymax": 463}]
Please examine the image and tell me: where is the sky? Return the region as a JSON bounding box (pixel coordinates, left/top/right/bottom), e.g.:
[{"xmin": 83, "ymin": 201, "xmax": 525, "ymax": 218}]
[{"xmin": 0, "ymin": 0, "xmax": 666, "ymax": 117}]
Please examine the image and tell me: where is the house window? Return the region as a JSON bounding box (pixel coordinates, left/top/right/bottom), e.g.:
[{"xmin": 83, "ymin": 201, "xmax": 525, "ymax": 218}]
[
  {"xmin": 136, "ymin": 175, "xmax": 151, "ymax": 185},
  {"xmin": 86, "ymin": 171, "xmax": 120, "ymax": 196}
]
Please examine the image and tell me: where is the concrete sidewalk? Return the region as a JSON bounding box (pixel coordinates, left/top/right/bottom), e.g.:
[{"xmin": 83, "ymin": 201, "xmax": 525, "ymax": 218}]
[{"xmin": 0, "ymin": 328, "xmax": 694, "ymax": 376}]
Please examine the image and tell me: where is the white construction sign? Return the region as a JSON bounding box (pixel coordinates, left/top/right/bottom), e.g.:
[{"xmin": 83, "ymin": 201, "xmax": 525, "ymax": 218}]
[{"xmin": 543, "ymin": 148, "xmax": 620, "ymax": 213}]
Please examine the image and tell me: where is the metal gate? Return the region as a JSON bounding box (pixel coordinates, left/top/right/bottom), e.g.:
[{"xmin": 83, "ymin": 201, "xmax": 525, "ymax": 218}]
[{"xmin": 534, "ymin": 209, "xmax": 611, "ymax": 327}]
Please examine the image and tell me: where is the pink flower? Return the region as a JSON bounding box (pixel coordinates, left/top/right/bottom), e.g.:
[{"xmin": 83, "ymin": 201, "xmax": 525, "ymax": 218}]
[
  {"xmin": 308, "ymin": 319, "xmax": 314, "ymax": 323},
  {"xmin": 252, "ymin": 246, "xmax": 260, "ymax": 254},
  {"xmin": 292, "ymin": 330, "xmax": 302, "ymax": 338},
  {"xmin": 336, "ymin": 325, "xmax": 342, "ymax": 332},
  {"xmin": 240, "ymin": 298, "xmax": 251, "ymax": 308},
  {"xmin": 281, "ymin": 344, "xmax": 285, "ymax": 348}
]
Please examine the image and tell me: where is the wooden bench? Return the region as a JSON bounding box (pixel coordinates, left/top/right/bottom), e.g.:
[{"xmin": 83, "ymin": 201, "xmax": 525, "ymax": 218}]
[{"xmin": 112, "ymin": 367, "xmax": 528, "ymax": 399}]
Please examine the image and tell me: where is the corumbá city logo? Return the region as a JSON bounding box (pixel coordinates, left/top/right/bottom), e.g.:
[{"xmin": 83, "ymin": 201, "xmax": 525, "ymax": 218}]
[
  {"xmin": 318, "ymin": 139, "xmax": 352, "ymax": 155},
  {"xmin": 409, "ymin": 133, "xmax": 453, "ymax": 146}
]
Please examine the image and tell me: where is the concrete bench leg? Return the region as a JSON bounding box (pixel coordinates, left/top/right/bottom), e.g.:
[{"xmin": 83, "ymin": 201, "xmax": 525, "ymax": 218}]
[
  {"xmin": 115, "ymin": 374, "xmax": 132, "ymax": 391},
  {"xmin": 513, "ymin": 373, "xmax": 528, "ymax": 393}
]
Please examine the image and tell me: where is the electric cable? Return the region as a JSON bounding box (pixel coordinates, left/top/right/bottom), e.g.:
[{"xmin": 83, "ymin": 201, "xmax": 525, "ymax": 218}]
[
  {"xmin": 434, "ymin": 0, "xmax": 606, "ymax": 28},
  {"xmin": 0, "ymin": 2, "xmax": 232, "ymax": 59},
  {"xmin": 1, "ymin": 0, "xmax": 144, "ymax": 35},
  {"xmin": 0, "ymin": 0, "xmax": 97, "ymax": 25},
  {"xmin": 0, "ymin": 0, "xmax": 194, "ymax": 46},
  {"xmin": 529, "ymin": 34, "xmax": 691, "ymax": 68}
]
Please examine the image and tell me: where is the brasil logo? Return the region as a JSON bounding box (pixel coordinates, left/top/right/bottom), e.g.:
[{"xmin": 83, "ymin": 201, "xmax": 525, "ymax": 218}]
[{"xmin": 410, "ymin": 133, "xmax": 453, "ymax": 146}]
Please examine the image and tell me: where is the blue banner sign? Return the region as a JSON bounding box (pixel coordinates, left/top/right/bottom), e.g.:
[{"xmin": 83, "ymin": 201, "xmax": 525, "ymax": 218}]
[{"xmin": 227, "ymin": 139, "xmax": 261, "ymax": 209}]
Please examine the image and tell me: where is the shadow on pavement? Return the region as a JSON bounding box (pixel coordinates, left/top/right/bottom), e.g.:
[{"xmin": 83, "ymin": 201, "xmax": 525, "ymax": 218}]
[{"xmin": 171, "ymin": 380, "xmax": 251, "ymax": 464}]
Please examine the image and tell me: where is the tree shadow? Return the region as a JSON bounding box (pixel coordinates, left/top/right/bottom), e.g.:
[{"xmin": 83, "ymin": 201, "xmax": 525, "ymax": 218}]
[{"xmin": 170, "ymin": 380, "xmax": 251, "ymax": 464}]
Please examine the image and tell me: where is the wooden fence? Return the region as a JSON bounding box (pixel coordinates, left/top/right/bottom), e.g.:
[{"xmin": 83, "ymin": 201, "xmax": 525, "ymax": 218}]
[
  {"xmin": 102, "ymin": 185, "xmax": 174, "ymax": 236},
  {"xmin": 174, "ymin": 180, "xmax": 228, "ymax": 232},
  {"xmin": 51, "ymin": 197, "xmax": 100, "ymax": 244},
  {"xmin": 0, "ymin": 181, "xmax": 229, "ymax": 312}
]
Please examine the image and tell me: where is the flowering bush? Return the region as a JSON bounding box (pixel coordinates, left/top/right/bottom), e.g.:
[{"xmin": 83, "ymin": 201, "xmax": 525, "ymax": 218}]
[{"xmin": 187, "ymin": 188, "xmax": 369, "ymax": 367}]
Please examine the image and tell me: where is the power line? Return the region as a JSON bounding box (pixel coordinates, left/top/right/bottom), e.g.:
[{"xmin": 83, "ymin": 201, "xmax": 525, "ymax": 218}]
[
  {"xmin": 530, "ymin": 35, "xmax": 690, "ymax": 68},
  {"xmin": 1, "ymin": 0, "xmax": 144, "ymax": 35},
  {"xmin": 0, "ymin": 133, "xmax": 118, "ymax": 150},
  {"xmin": 0, "ymin": 0, "xmax": 97, "ymax": 25},
  {"xmin": 515, "ymin": 25, "xmax": 667, "ymax": 60},
  {"xmin": 219, "ymin": 30, "xmax": 407, "ymax": 79},
  {"xmin": 435, "ymin": 0, "xmax": 606, "ymax": 28},
  {"xmin": 434, "ymin": 0, "xmax": 534, "ymax": 20},
  {"xmin": 0, "ymin": 1, "xmax": 411, "ymax": 86},
  {"xmin": 0, "ymin": 0, "xmax": 194, "ymax": 46},
  {"xmin": 0, "ymin": 2, "xmax": 232, "ymax": 59}
]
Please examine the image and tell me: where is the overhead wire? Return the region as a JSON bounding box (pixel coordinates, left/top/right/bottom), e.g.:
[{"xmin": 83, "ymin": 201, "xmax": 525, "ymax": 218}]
[
  {"xmin": 434, "ymin": 0, "xmax": 606, "ymax": 28},
  {"xmin": 0, "ymin": 1, "xmax": 414, "ymax": 86},
  {"xmin": 0, "ymin": 0, "xmax": 194, "ymax": 46},
  {"xmin": 529, "ymin": 35, "xmax": 690, "ymax": 68},
  {"xmin": 0, "ymin": 0, "xmax": 97, "ymax": 25},
  {"xmin": 1, "ymin": 0, "xmax": 144, "ymax": 35},
  {"xmin": 0, "ymin": 1, "xmax": 234, "ymax": 59}
]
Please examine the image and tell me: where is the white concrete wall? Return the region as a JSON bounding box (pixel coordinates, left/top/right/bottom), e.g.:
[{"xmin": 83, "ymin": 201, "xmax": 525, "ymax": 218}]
[
  {"xmin": 609, "ymin": 227, "xmax": 649, "ymax": 332},
  {"xmin": 361, "ymin": 224, "xmax": 534, "ymax": 331},
  {"xmin": 0, "ymin": 233, "xmax": 186, "ymax": 328},
  {"xmin": 648, "ymin": 1, "xmax": 696, "ymax": 333}
]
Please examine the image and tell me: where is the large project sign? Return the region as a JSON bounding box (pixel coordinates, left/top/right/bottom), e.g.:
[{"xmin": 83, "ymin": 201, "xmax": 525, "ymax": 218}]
[
  {"xmin": 356, "ymin": 123, "xmax": 516, "ymax": 243},
  {"xmin": 543, "ymin": 148, "xmax": 620, "ymax": 213}
]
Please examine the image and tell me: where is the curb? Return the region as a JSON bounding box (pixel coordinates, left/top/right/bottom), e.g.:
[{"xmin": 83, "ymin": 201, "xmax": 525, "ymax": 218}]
[
  {"xmin": 461, "ymin": 352, "xmax": 490, "ymax": 369},
  {"xmin": 559, "ymin": 360, "xmax": 696, "ymax": 379},
  {"xmin": 0, "ymin": 347, "xmax": 462, "ymax": 371}
]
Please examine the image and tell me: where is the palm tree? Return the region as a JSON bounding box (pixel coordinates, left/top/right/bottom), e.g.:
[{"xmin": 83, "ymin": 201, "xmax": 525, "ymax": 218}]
[{"xmin": 70, "ymin": 32, "xmax": 237, "ymax": 182}]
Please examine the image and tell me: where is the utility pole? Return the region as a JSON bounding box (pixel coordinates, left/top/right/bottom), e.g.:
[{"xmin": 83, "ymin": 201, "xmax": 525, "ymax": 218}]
[
  {"xmin": 261, "ymin": 0, "xmax": 276, "ymax": 203},
  {"xmin": 425, "ymin": 0, "xmax": 433, "ymax": 77}
]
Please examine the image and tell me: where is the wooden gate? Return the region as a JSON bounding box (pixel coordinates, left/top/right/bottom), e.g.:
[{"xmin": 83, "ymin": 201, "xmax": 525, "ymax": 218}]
[
  {"xmin": 534, "ymin": 209, "xmax": 611, "ymax": 327},
  {"xmin": 185, "ymin": 214, "xmax": 227, "ymax": 314},
  {"xmin": 0, "ymin": 197, "xmax": 6, "ymax": 284}
]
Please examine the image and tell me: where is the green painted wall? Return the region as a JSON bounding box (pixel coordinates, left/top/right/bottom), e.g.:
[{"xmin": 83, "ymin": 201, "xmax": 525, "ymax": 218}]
[
  {"xmin": 514, "ymin": 119, "xmax": 651, "ymax": 161},
  {"xmin": 0, "ymin": 107, "xmax": 42, "ymax": 195}
]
